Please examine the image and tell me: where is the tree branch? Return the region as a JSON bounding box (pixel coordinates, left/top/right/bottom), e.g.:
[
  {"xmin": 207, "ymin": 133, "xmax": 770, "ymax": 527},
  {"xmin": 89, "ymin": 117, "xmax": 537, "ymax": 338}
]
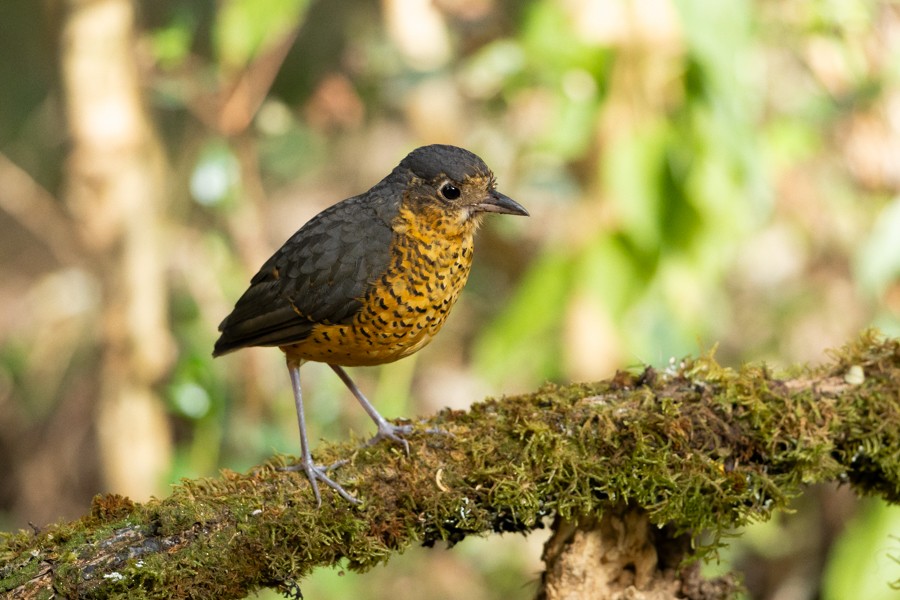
[{"xmin": 2, "ymin": 331, "xmax": 898, "ymax": 599}]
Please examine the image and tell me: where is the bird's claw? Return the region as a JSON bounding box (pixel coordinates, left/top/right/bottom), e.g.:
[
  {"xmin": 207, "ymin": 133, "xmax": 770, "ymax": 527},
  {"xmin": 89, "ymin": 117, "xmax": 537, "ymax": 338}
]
[
  {"xmin": 280, "ymin": 458, "xmax": 361, "ymax": 507},
  {"xmin": 366, "ymin": 422, "xmax": 456, "ymax": 455},
  {"xmin": 422, "ymin": 426, "xmax": 453, "ymax": 437},
  {"xmin": 367, "ymin": 421, "xmax": 414, "ymax": 455},
  {"xmin": 326, "ymin": 458, "xmax": 350, "ymax": 471}
]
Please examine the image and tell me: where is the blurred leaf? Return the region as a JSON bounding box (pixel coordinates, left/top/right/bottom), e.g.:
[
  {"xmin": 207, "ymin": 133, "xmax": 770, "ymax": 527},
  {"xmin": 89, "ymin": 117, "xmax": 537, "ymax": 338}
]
[
  {"xmin": 258, "ymin": 123, "xmax": 324, "ymax": 184},
  {"xmin": 460, "ymin": 39, "xmax": 526, "ymax": 99},
  {"xmin": 823, "ymin": 501, "xmax": 900, "ymax": 600},
  {"xmin": 475, "ymin": 249, "xmax": 573, "ymax": 386},
  {"xmin": 675, "ymin": 0, "xmax": 752, "ymax": 88},
  {"xmin": 149, "ymin": 10, "xmax": 197, "ymax": 69},
  {"xmin": 514, "ymin": 2, "xmax": 611, "ymax": 158},
  {"xmin": 190, "ymin": 139, "xmax": 241, "ymax": 207},
  {"xmin": 519, "ymin": 1, "xmax": 610, "ymax": 80},
  {"xmin": 576, "ymin": 233, "xmax": 651, "ymax": 317},
  {"xmin": 215, "ymin": 0, "xmax": 310, "ymax": 69},
  {"xmin": 856, "ymin": 197, "xmax": 900, "ymax": 298},
  {"xmin": 169, "ymin": 380, "xmax": 212, "ymax": 420},
  {"xmin": 604, "ymin": 121, "xmax": 670, "ymax": 254}
]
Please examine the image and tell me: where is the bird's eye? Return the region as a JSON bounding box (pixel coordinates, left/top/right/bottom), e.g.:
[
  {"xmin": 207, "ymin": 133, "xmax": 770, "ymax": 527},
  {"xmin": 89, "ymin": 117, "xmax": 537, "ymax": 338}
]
[{"xmin": 439, "ymin": 183, "xmax": 461, "ymax": 200}]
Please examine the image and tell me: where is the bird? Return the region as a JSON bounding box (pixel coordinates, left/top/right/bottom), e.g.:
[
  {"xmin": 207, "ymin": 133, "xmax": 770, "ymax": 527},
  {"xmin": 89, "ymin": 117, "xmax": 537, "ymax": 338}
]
[{"xmin": 213, "ymin": 144, "xmax": 528, "ymax": 506}]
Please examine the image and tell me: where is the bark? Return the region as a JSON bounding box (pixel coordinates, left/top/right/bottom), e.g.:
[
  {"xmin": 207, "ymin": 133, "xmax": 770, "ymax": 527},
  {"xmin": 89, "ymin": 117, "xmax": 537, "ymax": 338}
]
[{"xmin": 538, "ymin": 510, "xmax": 737, "ymax": 600}]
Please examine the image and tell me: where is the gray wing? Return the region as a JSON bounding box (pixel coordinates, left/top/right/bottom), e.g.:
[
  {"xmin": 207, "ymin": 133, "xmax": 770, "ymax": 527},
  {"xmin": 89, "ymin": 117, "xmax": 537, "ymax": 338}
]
[{"xmin": 213, "ymin": 190, "xmax": 397, "ymax": 356}]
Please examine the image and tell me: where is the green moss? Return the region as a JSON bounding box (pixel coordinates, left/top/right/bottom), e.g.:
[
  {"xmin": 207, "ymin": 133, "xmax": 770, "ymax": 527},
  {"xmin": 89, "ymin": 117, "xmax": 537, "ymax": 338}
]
[{"xmin": 2, "ymin": 331, "xmax": 899, "ymax": 598}]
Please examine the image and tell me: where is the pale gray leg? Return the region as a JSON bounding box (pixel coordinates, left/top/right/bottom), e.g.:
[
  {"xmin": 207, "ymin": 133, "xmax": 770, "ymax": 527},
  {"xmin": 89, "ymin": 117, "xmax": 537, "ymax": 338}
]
[
  {"xmin": 280, "ymin": 358, "xmax": 360, "ymax": 505},
  {"xmin": 329, "ymin": 364, "xmax": 413, "ymax": 455}
]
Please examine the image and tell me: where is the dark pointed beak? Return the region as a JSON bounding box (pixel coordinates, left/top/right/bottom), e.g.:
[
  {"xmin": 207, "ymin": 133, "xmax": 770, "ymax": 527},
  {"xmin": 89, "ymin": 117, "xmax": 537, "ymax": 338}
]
[{"xmin": 474, "ymin": 191, "xmax": 529, "ymax": 216}]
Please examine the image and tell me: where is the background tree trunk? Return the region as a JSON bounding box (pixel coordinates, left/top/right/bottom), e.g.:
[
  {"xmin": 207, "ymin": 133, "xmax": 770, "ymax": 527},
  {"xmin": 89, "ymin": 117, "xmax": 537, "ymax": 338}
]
[{"xmin": 59, "ymin": 0, "xmax": 173, "ymax": 500}]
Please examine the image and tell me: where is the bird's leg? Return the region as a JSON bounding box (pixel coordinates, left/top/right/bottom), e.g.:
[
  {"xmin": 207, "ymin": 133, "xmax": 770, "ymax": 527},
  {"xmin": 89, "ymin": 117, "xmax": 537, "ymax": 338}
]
[
  {"xmin": 329, "ymin": 364, "xmax": 413, "ymax": 455},
  {"xmin": 280, "ymin": 358, "xmax": 361, "ymax": 506}
]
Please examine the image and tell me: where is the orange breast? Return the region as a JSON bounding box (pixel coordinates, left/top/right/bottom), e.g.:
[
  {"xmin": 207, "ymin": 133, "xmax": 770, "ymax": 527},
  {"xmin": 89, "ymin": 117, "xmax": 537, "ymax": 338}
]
[{"xmin": 281, "ymin": 206, "xmax": 477, "ymax": 366}]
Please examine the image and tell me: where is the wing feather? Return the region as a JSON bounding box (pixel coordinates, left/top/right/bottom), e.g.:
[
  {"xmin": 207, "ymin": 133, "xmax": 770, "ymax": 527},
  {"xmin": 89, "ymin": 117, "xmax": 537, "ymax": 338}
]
[{"xmin": 213, "ymin": 187, "xmax": 398, "ymax": 356}]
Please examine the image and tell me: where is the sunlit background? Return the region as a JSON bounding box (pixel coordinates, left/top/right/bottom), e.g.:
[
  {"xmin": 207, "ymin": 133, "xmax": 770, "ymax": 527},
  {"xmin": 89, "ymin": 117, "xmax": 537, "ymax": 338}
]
[{"xmin": 1, "ymin": 0, "xmax": 900, "ymax": 598}]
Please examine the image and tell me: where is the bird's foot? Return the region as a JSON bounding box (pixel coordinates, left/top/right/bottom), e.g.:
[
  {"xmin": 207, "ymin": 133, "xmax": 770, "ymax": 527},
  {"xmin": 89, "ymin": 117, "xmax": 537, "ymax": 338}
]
[
  {"xmin": 365, "ymin": 421, "xmax": 455, "ymax": 455},
  {"xmin": 422, "ymin": 425, "xmax": 453, "ymax": 437},
  {"xmin": 326, "ymin": 458, "xmax": 350, "ymax": 471},
  {"xmin": 366, "ymin": 420, "xmax": 414, "ymax": 455},
  {"xmin": 280, "ymin": 457, "xmax": 361, "ymax": 507}
]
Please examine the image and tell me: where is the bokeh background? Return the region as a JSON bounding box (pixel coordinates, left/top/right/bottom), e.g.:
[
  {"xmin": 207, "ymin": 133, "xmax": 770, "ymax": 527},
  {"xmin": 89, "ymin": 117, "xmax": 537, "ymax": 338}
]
[{"xmin": 2, "ymin": 0, "xmax": 900, "ymax": 598}]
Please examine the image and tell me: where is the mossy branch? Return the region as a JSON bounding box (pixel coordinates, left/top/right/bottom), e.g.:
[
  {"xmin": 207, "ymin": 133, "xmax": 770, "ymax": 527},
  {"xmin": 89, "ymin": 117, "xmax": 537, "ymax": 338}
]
[{"xmin": 2, "ymin": 331, "xmax": 899, "ymax": 599}]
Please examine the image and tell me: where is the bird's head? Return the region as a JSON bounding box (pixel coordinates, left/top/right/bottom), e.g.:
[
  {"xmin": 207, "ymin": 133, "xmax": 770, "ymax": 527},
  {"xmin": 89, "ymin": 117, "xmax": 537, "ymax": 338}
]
[{"xmin": 397, "ymin": 145, "xmax": 528, "ymax": 225}]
